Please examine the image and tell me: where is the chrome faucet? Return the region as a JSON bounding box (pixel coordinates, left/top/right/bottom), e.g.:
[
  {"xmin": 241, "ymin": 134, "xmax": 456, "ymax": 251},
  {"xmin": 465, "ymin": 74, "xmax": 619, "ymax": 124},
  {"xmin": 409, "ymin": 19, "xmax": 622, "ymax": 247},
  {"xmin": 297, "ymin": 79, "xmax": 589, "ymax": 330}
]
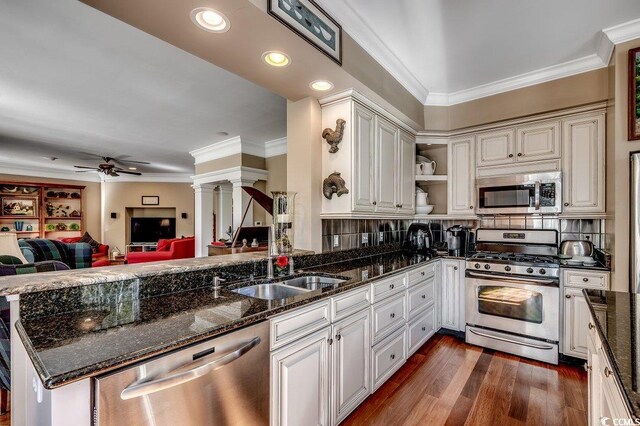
[
  {"xmin": 267, "ymin": 225, "xmax": 275, "ymax": 279},
  {"xmin": 212, "ymin": 276, "xmax": 225, "ymax": 298}
]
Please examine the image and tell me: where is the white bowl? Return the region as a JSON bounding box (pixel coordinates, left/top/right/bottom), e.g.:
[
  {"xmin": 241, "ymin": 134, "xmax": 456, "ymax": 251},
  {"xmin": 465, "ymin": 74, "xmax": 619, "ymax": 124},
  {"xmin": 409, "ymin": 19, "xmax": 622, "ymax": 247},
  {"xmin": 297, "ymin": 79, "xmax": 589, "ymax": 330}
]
[{"xmin": 416, "ymin": 205, "xmax": 434, "ymax": 215}]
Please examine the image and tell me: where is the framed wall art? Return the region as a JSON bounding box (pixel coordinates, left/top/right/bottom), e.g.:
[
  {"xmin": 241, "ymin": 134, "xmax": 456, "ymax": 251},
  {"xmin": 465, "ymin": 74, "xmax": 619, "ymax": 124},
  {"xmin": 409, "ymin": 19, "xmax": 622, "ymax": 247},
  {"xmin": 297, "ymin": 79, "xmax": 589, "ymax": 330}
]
[
  {"xmin": 141, "ymin": 196, "xmax": 160, "ymax": 206},
  {"xmin": 268, "ymin": 0, "xmax": 342, "ymax": 65},
  {"xmin": 2, "ymin": 197, "xmax": 37, "ymax": 217},
  {"xmin": 629, "ymin": 47, "xmax": 640, "ymax": 140}
]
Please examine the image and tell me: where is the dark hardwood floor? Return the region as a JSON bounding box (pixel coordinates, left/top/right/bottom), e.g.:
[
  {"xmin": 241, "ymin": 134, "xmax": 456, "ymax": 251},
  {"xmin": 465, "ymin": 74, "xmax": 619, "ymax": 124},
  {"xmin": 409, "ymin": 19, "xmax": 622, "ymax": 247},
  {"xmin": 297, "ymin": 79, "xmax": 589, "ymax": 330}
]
[{"xmin": 344, "ymin": 333, "xmax": 588, "ymax": 426}]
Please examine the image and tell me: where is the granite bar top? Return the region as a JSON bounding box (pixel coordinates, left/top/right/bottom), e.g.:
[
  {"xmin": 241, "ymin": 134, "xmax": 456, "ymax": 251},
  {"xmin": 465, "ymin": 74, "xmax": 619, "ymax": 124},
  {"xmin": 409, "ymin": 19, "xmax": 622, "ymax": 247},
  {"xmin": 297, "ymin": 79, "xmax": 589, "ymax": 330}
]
[
  {"xmin": 0, "ymin": 249, "xmax": 313, "ymax": 296},
  {"xmin": 18, "ymin": 250, "xmax": 437, "ymax": 389},
  {"xmin": 584, "ymin": 289, "xmax": 640, "ymax": 418}
]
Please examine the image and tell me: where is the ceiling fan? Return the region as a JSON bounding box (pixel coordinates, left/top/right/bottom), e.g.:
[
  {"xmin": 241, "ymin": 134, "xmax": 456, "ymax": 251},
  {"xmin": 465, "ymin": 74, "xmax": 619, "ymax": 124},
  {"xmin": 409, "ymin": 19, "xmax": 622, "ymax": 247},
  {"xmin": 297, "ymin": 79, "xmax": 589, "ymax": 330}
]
[{"xmin": 74, "ymin": 156, "xmax": 150, "ymax": 177}]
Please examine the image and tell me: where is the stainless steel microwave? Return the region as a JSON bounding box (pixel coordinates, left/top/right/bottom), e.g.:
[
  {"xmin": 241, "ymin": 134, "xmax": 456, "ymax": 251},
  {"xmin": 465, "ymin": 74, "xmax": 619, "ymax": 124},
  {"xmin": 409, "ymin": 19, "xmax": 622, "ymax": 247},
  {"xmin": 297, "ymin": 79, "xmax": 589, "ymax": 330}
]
[{"xmin": 476, "ymin": 172, "xmax": 562, "ymax": 215}]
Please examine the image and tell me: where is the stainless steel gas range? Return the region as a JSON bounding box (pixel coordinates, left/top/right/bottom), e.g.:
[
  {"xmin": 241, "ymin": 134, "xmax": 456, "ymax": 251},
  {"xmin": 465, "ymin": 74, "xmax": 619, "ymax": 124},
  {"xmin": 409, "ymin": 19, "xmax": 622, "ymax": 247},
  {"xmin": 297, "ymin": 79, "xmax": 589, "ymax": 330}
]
[{"xmin": 465, "ymin": 229, "xmax": 560, "ymax": 364}]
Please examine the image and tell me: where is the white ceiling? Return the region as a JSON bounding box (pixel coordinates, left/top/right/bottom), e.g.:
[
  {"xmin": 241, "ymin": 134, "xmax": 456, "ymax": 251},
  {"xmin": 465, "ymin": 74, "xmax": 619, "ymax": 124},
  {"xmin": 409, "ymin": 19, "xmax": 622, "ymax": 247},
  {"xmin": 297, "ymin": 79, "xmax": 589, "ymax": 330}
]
[
  {"xmin": 316, "ymin": 0, "xmax": 640, "ymax": 105},
  {"xmin": 0, "ymin": 0, "xmax": 286, "ymax": 179}
]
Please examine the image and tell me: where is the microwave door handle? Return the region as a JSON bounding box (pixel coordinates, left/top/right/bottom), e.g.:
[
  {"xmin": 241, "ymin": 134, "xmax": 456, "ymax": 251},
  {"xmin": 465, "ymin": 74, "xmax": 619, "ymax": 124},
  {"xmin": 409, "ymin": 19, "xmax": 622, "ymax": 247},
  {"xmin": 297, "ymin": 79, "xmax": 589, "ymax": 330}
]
[
  {"xmin": 534, "ymin": 181, "xmax": 541, "ymax": 210},
  {"xmin": 120, "ymin": 336, "xmax": 261, "ymax": 400}
]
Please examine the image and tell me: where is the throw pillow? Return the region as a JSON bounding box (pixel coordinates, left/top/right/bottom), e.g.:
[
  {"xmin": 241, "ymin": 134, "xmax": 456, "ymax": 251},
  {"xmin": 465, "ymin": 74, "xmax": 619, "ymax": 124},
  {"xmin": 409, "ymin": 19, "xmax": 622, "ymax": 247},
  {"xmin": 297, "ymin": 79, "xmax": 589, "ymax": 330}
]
[{"xmin": 79, "ymin": 232, "xmax": 101, "ymax": 253}]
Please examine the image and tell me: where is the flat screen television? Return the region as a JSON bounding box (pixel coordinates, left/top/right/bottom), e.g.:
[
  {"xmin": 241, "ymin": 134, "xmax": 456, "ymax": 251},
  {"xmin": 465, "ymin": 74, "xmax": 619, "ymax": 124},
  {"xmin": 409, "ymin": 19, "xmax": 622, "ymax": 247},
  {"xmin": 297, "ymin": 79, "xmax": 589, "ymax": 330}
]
[{"xmin": 130, "ymin": 217, "xmax": 176, "ymax": 243}]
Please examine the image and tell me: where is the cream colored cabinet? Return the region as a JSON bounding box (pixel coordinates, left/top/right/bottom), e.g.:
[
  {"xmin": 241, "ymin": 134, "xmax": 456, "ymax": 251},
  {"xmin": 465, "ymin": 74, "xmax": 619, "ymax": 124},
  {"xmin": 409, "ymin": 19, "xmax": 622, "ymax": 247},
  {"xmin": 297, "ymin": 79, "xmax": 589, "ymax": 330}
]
[
  {"xmin": 476, "ymin": 129, "xmax": 516, "ymax": 167},
  {"xmin": 397, "ymin": 130, "xmax": 416, "ymax": 214},
  {"xmin": 374, "ymin": 116, "xmax": 398, "ymax": 213},
  {"xmin": 440, "ymin": 259, "xmax": 464, "ymax": 331},
  {"xmin": 332, "ymin": 309, "xmax": 370, "ymax": 425},
  {"xmin": 562, "ymin": 112, "xmax": 605, "ymax": 213},
  {"xmin": 271, "ymin": 327, "xmax": 331, "ymax": 426},
  {"xmin": 515, "ymin": 120, "xmax": 561, "ymax": 161},
  {"xmin": 352, "ymin": 103, "xmax": 376, "ymax": 212},
  {"xmin": 448, "ymin": 136, "xmax": 476, "ymax": 215}
]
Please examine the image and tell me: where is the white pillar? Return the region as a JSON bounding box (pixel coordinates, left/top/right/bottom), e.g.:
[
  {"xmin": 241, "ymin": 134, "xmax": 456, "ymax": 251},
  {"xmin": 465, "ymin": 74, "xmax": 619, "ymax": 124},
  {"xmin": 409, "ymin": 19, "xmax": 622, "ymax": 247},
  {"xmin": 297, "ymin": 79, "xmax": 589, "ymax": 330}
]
[
  {"xmin": 193, "ymin": 183, "xmax": 215, "ymax": 257},
  {"xmin": 230, "ymin": 178, "xmax": 257, "ymax": 232},
  {"xmin": 216, "ymin": 184, "xmax": 233, "ymax": 240}
]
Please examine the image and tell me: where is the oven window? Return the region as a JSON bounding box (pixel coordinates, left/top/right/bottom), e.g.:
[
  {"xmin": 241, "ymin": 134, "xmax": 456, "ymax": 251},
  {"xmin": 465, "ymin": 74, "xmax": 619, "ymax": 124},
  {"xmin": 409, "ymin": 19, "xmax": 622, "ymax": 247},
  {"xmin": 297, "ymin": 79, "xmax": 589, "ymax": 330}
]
[
  {"xmin": 477, "ymin": 286, "xmax": 543, "ymax": 324},
  {"xmin": 479, "ymin": 185, "xmax": 533, "ymax": 208}
]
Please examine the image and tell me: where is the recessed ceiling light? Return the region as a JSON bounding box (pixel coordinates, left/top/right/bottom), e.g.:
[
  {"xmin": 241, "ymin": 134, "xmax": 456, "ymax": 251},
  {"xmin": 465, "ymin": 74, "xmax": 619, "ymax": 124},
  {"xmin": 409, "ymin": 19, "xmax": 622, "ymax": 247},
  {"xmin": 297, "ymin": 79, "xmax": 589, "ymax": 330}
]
[
  {"xmin": 191, "ymin": 8, "xmax": 230, "ymax": 33},
  {"xmin": 128, "ymin": 167, "xmax": 137, "ymax": 171},
  {"xmin": 310, "ymin": 80, "xmax": 334, "ymax": 91},
  {"xmin": 262, "ymin": 51, "xmax": 291, "ymax": 67}
]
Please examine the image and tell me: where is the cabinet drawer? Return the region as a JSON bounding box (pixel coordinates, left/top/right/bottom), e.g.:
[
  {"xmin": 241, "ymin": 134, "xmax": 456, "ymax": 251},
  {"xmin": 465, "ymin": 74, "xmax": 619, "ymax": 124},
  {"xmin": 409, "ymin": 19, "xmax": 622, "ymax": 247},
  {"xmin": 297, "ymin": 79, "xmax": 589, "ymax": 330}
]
[
  {"xmin": 407, "ymin": 277, "xmax": 435, "ymax": 319},
  {"xmin": 407, "ymin": 305, "xmax": 435, "ymax": 357},
  {"xmin": 563, "ymin": 269, "xmax": 609, "ymax": 289},
  {"xmin": 270, "ymin": 300, "xmax": 331, "ymax": 350},
  {"xmin": 371, "ymin": 292, "xmax": 406, "ymax": 343},
  {"xmin": 371, "ymin": 274, "xmax": 406, "ymax": 303},
  {"xmin": 407, "ymin": 263, "xmax": 436, "ymax": 287},
  {"xmin": 371, "ymin": 326, "xmax": 407, "ymax": 391},
  {"xmin": 331, "ymin": 285, "xmax": 371, "ymax": 322}
]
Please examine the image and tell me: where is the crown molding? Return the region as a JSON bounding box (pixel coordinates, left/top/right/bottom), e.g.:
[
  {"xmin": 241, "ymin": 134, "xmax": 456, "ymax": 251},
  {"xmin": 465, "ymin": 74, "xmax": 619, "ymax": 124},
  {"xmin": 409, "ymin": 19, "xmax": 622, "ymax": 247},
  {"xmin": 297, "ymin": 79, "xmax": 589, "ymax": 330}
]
[
  {"xmin": 603, "ymin": 18, "xmax": 640, "ymax": 45},
  {"xmin": 191, "ymin": 166, "xmax": 268, "ymax": 186},
  {"xmin": 101, "ymin": 173, "xmax": 193, "ymax": 183},
  {"xmin": 314, "ymin": 1, "xmax": 429, "ymax": 104},
  {"xmin": 264, "ymin": 137, "xmax": 287, "ymax": 158},
  {"xmin": 0, "ymin": 164, "xmax": 102, "ymax": 182}
]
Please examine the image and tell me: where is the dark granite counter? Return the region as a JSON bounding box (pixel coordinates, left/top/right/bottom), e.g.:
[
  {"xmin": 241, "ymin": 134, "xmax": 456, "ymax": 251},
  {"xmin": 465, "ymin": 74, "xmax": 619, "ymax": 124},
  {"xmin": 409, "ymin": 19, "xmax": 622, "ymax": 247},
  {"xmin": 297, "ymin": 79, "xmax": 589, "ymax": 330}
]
[
  {"xmin": 17, "ymin": 249, "xmax": 437, "ymax": 389},
  {"xmin": 584, "ymin": 290, "xmax": 640, "ymax": 418}
]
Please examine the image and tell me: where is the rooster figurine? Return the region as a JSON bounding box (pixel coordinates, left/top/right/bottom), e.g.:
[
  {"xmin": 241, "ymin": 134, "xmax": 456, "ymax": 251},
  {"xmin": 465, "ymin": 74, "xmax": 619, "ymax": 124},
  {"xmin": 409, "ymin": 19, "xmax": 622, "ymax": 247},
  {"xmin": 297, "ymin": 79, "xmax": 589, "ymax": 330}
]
[{"xmin": 322, "ymin": 119, "xmax": 346, "ymax": 153}]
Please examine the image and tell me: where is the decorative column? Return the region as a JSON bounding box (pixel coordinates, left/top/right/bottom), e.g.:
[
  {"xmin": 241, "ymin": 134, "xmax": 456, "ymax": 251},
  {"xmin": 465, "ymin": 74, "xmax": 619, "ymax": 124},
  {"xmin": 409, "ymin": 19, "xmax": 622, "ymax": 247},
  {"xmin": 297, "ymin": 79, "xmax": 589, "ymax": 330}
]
[
  {"xmin": 216, "ymin": 184, "xmax": 233, "ymax": 240},
  {"xmin": 193, "ymin": 183, "xmax": 215, "ymax": 257},
  {"xmin": 230, "ymin": 178, "xmax": 257, "ymax": 232}
]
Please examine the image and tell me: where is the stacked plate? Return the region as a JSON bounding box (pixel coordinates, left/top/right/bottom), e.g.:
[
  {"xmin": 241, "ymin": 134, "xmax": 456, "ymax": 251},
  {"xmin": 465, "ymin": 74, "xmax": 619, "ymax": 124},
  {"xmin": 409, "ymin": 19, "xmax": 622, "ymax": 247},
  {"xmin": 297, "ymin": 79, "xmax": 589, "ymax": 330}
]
[{"xmin": 562, "ymin": 255, "xmax": 597, "ymax": 266}]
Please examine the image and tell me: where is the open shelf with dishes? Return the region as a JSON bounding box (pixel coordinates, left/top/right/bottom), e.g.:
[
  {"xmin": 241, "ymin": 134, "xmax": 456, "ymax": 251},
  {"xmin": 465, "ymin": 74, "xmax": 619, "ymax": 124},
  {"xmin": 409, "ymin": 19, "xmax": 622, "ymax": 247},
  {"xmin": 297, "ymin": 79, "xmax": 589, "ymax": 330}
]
[
  {"xmin": 415, "ymin": 142, "xmax": 448, "ymax": 216},
  {"xmin": 0, "ymin": 181, "xmax": 85, "ymax": 239}
]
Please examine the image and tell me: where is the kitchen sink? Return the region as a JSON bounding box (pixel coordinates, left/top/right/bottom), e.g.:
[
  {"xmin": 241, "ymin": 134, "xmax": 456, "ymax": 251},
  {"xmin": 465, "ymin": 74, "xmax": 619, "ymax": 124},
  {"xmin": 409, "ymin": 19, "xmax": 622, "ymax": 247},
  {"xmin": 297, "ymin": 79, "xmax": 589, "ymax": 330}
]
[
  {"xmin": 280, "ymin": 275, "xmax": 346, "ymax": 291},
  {"xmin": 232, "ymin": 283, "xmax": 310, "ymax": 300}
]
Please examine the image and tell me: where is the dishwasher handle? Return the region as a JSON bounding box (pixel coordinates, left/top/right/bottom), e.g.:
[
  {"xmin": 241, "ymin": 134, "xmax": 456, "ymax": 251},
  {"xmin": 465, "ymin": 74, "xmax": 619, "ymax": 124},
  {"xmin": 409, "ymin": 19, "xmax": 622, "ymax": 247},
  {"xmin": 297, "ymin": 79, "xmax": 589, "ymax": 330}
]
[{"xmin": 120, "ymin": 336, "xmax": 261, "ymax": 400}]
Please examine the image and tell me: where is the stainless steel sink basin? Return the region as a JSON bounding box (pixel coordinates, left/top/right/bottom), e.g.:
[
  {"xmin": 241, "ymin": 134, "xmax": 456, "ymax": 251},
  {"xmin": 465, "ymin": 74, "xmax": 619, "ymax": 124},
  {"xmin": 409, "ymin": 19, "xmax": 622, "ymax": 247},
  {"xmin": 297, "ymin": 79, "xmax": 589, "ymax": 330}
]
[
  {"xmin": 232, "ymin": 283, "xmax": 310, "ymax": 300},
  {"xmin": 281, "ymin": 276, "xmax": 346, "ymax": 291}
]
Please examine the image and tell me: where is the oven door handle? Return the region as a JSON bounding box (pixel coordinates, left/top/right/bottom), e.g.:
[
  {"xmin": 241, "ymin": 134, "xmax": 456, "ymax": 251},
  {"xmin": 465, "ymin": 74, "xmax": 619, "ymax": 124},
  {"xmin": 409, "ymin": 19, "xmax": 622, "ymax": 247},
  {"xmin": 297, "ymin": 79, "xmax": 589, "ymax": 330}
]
[
  {"xmin": 468, "ymin": 328, "xmax": 555, "ymax": 350},
  {"xmin": 534, "ymin": 180, "xmax": 541, "ymax": 210},
  {"xmin": 466, "ymin": 271, "xmax": 558, "ymax": 286}
]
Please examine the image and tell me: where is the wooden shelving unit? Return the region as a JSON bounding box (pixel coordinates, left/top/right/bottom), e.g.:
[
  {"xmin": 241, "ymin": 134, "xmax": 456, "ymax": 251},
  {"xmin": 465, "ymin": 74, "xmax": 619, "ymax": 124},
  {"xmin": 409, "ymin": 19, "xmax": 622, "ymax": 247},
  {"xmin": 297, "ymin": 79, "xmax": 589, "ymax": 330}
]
[{"xmin": 0, "ymin": 181, "xmax": 85, "ymax": 239}]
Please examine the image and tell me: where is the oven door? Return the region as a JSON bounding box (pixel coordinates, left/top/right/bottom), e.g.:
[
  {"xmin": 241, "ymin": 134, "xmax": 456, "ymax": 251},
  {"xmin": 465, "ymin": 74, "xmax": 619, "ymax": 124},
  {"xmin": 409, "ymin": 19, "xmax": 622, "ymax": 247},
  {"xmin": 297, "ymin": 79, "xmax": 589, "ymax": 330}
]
[
  {"xmin": 476, "ymin": 172, "xmax": 562, "ymax": 215},
  {"xmin": 465, "ymin": 271, "xmax": 559, "ymax": 342}
]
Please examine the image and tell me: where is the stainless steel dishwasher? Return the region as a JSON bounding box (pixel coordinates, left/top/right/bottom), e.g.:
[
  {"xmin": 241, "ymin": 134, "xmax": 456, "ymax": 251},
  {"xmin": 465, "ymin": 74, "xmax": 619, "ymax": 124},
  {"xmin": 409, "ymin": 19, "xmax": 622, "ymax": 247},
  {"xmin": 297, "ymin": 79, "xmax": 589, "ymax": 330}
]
[{"xmin": 93, "ymin": 321, "xmax": 270, "ymax": 426}]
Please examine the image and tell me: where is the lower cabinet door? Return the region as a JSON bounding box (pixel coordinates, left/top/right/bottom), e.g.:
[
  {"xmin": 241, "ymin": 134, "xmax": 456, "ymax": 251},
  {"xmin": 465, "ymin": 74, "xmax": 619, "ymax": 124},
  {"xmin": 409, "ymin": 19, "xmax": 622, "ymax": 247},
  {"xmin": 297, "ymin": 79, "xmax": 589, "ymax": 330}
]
[
  {"xmin": 371, "ymin": 326, "xmax": 407, "ymax": 392},
  {"xmin": 271, "ymin": 327, "xmax": 331, "ymax": 426},
  {"xmin": 563, "ymin": 288, "xmax": 589, "ymax": 359},
  {"xmin": 407, "ymin": 305, "xmax": 436, "ymax": 356},
  {"xmin": 332, "ymin": 309, "xmax": 371, "ymax": 425}
]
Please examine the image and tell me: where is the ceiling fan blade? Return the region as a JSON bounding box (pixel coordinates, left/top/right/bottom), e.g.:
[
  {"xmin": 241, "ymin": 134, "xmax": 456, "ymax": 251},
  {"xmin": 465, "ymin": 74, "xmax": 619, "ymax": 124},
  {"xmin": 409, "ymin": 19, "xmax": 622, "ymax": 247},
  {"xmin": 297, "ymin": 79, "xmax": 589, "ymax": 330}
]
[
  {"xmin": 75, "ymin": 170, "xmax": 95, "ymax": 173},
  {"xmin": 74, "ymin": 165, "xmax": 98, "ymax": 169},
  {"xmin": 117, "ymin": 170, "xmax": 142, "ymax": 176},
  {"xmin": 115, "ymin": 159, "xmax": 150, "ymax": 165}
]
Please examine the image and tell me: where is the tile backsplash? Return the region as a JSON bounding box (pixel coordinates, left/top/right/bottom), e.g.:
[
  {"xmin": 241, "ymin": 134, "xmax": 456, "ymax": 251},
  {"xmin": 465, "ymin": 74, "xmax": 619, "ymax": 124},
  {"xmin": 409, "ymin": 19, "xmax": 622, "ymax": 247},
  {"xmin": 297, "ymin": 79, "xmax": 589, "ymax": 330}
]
[{"xmin": 321, "ymin": 216, "xmax": 609, "ymax": 253}]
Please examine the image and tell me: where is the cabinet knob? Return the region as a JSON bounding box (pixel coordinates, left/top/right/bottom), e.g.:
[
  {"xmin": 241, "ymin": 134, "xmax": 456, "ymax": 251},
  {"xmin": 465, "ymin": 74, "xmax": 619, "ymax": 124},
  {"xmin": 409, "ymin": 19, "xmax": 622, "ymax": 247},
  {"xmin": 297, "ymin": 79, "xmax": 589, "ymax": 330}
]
[
  {"xmin": 508, "ymin": 154, "xmax": 514, "ymax": 158},
  {"xmin": 565, "ymin": 294, "xmax": 572, "ymax": 299},
  {"xmin": 328, "ymin": 338, "xmax": 333, "ymax": 345},
  {"xmin": 421, "ymin": 326, "xmax": 427, "ymax": 332},
  {"xmin": 517, "ymin": 153, "xmax": 523, "ymax": 157},
  {"xmin": 583, "ymin": 277, "xmax": 589, "ymax": 282},
  {"xmin": 336, "ymin": 334, "xmax": 341, "ymax": 341},
  {"xmin": 588, "ymin": 322, "xmax": 594, "ymax": 330},
  {"xmin": 372, "ymin": 201, "xmax": 377, "ymax": 206},
  {"xmin": 454, "ymin": 266, "xmax": 458, "ymax": 271},
  {"xmin": 604, "ymin": 366, "xmax": 612, "ymax": 378},
  {"xmin": 421, "ymin": 294, "xmax": 426, "ymax": 299},
  {"xmin": 469, "ymin": 206, "xmax": 474, "ymax": 209},
  {"xmin": 421, "ymin": 271, "xmax": 425, "ymax": 276},
  {"xmin": 390, "ymin": 354, "xmax": 396, "ymax": 360},
  {"xmin": 389, "ymin": 283, "xmax": 395, "ymax": 290},
  {"xmin": 390, "ymin": 313, "xmax": 396, "ymax": 318},
  {"xmin": 564, "ymin": 202, "xmax": 569, "ymax": 207}
]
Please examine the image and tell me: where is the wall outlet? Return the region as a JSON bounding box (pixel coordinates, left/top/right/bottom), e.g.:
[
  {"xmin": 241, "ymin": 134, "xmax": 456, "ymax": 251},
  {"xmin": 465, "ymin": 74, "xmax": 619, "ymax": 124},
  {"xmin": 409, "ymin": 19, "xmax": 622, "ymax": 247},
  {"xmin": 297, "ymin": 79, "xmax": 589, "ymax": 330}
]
[
  {"xmin": 361, "ymin": 233, "xmax": 368, "ymax": 244},
  {"xmin": 379, "ymin": 231, "xmax": 384, "ymax": 242},
  {"xmin": 333, "ymin": 235, "xmax": 340, "ymax": 247}
]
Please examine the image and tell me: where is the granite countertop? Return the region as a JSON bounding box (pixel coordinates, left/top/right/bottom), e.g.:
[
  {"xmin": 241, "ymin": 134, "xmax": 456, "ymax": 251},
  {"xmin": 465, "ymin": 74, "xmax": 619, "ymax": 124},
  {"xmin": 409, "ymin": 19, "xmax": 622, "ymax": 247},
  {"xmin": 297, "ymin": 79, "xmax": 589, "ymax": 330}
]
[
  {"xmin": 584, "ymin": 289, "xmax": 640, "ymax": 418},
  {"xmin": 18, "ymin": 251, "xmax": 437, "ymax": 389},
  {"xmin": 0, "ymin": 249, "xmax": 314, "ymax": 296}
]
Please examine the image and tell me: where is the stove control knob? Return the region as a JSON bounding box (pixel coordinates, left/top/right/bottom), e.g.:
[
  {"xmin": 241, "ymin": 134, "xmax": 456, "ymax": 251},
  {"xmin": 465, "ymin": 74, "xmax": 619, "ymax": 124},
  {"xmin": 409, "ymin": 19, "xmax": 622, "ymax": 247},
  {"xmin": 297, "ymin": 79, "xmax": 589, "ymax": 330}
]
[
  {"xmin": 539, "ymin": 269, "xmax": 546, "ymax": 275},
  {"xmin": 484, "ymin": 264, "xmax": 491, "ymax": 270},
  {"xmin": 474, "ymin": 263, "xmax": 481, "ymax": 269},
  {"xmin": 526, "ymin": 267, "xmax": 534, "ymax": 273},
  {"xmin": 504, "ymin": 266, "xmax": 512, "ymax": 272}
]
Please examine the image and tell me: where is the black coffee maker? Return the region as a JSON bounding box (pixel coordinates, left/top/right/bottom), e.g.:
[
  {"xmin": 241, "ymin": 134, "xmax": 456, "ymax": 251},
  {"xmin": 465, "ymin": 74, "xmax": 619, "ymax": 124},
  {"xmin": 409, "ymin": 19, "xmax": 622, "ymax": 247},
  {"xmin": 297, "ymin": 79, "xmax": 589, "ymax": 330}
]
[
  {"xmin": 403, "ymin": 223, "xmax": 433, "ymax": 254},
  {"xmin": 446, "ymin": 225, "xmax": 474, "ymax": 257}
]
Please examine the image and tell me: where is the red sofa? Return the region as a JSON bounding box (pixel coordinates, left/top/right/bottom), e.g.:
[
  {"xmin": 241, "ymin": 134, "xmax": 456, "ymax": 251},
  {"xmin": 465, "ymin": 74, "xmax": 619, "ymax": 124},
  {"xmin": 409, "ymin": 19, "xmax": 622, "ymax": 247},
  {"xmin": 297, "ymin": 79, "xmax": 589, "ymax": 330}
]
[
  {"xmin": 127, "ymin": 237, "xmax": 195, "ymax": 264},
  {"xmin": 59, "ymin": 237, "xmax": 109, "ymax": 266}
]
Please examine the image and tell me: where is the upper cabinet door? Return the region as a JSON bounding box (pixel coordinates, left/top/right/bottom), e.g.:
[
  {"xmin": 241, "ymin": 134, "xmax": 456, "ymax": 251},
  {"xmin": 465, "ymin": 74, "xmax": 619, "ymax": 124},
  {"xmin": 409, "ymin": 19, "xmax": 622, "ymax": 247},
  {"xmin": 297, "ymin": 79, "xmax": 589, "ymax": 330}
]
[
  {"xmin": 397, "ymin": 131, "xmax": 416, "ymax": 214},
  {"xmin": 448, "ymin": 136, "xmax": 476, "ymax": 215},
  {"xmin": 562, "ymin": 113, "xmax": 605, "ymax": 213},
  {"xmin": 516, "ymin": 120, "xmax": 561, "ymax": 161},
  {"xmin": 374, "ymin": 117, "xmax": 399, "ymax": 213},
  {"xmin": 476, "ymin": 129, "xmax": 516, "ymax": 167},
  {"xmin": 352, "ymin": 104, "xmax": 376, "ymax": 212}
]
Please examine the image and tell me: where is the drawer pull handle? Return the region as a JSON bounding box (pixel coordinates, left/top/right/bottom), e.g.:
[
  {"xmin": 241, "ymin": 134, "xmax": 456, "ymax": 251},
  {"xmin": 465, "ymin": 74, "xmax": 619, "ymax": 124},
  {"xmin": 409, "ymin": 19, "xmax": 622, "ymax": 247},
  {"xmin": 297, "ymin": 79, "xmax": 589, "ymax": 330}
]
[
  {"xmin": 583, "ymin": 277, "xmax": 589, "ymax": 282},
  {"xmin": 421, "ymin": 294, "xmax": 426, "ymax": 299},
  {"xmin": 421, "ymin": 271, "xmax": 425, "ymax": 276},
  {"xmin": 389, "ymin": 284, "xmax": 395, "ymax": 290},
  {"xmin": 588, "ymin": 322, "xmax": 594, "ymax": 330},
  {"xmin": 390, "ymin": 354, "xmax": 395, "ymax": 360},
  {"xmin": 336, "ymin": 334, "xmax": 341, "ymax": 341},
  {"xmin": 421, "ymin": 326, "xmax": 426, "ymax": 332},
  {"xmin": 390, "ymin": 313, "xmax": 396, "ymax": 318},
  {"xmin": 604, "ymin": 366, "xmax": 612, "ymax": 378}
]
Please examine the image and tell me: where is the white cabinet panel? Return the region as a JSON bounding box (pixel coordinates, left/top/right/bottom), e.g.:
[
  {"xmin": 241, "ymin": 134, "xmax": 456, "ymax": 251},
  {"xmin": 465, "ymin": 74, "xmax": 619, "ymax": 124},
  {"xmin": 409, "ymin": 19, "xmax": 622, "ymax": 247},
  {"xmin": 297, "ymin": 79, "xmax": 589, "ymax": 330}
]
[
  {"xmin": 271, "ymin": 328, "xmax": 331, "ymax": 426},
  {"xmin": 374, "ymin": 116, "xmax": 398, "ymax": 213},
  {"xmin": 476, "ymin": 129, "xmax": 515, "ymax": 167},
  {"xmin": 563, "ymin": 288, "xmax": 590, "ymax": 359},
  {"xmin": 516, "ymin": 120, "xmax": 561, "ymax": 161},
  {"xmin": 352, "ymin": 104, "xmax": 376, "ymax": 212},
  {"xmin": 371, "ymin": 327, "xmax": 406, "ymax": 391},
  {"xmin": 407, "ymin": 305, "xmax": 436, "ymax": 356},
  {"xmin": 448, "ymin": 136, "xmax": 476, "ymax": 215},
  {"xmin": 397, "ymin": 130, "xmax": 416, "ymax": 214},
  {"xmin": 332, "ymin": 310, "xmax": 370, "ymax": 424},
  {"xmin": 371, "ymin": 292, "xmax": 406, "ymax": 344},
  {"xmin": 440, "ymin": 259, "xmax": 463, "ymax": 331},
  {"xmin": 562, "ymin": 113, "xmax": 605, "ymax": 213}
]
